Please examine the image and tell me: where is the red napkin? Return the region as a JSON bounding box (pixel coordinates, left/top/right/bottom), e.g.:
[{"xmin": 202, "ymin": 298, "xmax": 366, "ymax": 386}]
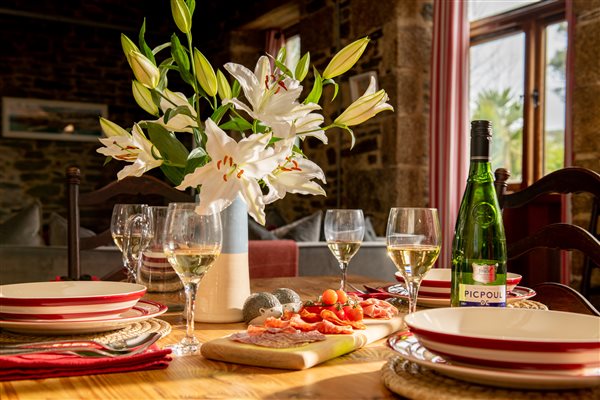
[{"xmin": 0, "ymin": 345, "xmax": 172, "ymax": 381}]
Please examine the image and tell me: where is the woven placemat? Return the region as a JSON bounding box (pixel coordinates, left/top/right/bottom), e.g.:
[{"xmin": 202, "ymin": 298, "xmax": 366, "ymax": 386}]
[
  {"xmin": 0, "ymin": 318, "xmax": 171, "ymax": 344},
  {"xmin": 382, "ymin": 356, "xmax": 600, "ymax": 400},
  {"xmin": 507, "ymin": 300, "xmax": 548, "ymax": 310}
]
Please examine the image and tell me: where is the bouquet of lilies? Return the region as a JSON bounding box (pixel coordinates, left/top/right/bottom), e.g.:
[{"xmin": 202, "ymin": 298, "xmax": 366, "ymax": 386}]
[{"xmin": 97, "ymin": 0, "xmax": 393, "ymax": 225}]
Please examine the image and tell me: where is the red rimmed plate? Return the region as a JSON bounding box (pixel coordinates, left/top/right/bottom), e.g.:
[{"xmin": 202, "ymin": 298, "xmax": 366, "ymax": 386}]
[
  {"xmin": 0, "ymin": 299, "xmax": 167, "ymax": 334},
  {"xmin": 388, "ymin": 331, "xmax": 600, "ymax": 390},
  {"xmin": 0, "ymin": 281, "xmax": 146, "ymax": 320},
  {"xmin": 404, "ymin": 308, "xmax": 600, "ymax": 370},
  {"xmin": 394, "ymin": 269, "xmax": 522, "ymax": 297}
]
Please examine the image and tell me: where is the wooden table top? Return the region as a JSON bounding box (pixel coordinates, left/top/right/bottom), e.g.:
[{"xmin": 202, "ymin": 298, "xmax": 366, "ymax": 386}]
[{"xmin": 0, "ymin": 275, "xmax": 402, "ymax": 400}]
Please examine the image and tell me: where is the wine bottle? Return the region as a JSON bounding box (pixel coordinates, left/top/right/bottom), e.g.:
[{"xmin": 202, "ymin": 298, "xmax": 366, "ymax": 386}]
[{"xmin": 450, "ymin": 120, "xmax": 507, "ymax": 307}]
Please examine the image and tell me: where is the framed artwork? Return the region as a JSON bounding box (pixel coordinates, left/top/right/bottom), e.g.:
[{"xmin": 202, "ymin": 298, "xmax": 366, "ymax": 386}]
[
  {"xmin": 349, "ymin": 71, "xmax": 378, "ymax": 101},
  {"xmin": 2, "ymin": 97, "xmax": 107, "ymax": 142}
]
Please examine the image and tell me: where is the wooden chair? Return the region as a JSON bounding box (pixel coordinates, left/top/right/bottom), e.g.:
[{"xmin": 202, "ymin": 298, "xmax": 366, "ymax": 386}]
[
  {"xmin": 532, "ymin": 282, "xmax": 600, "ymax": 316},
  {"xmin": 66, "ymin": 166, "xmax": 193, "ymax": 280},
  {"xmin": 494, "ymin": 167, "xmax": 600, "ymax": 299}
]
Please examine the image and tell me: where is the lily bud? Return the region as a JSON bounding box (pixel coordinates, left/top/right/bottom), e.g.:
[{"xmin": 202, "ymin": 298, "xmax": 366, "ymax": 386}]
[
  {"xmin": 132, "ymin": 80, "xmax": 159, "ymax": 116},
  {"xmin": 334, "ymin": 76, "xmax": 393, "ymax": 126},
  {"xmin": 99, "ymin": 117, "xmax": 130, "ymax": 137},
  {"xmin": 170, "ymin": 0, "xmax": 192, "ymax": 34},
  {"xmin": 216, "ymin": 69, "xmax": 232, "ymax": 101},
  {"xmin": 129, "ymin": 51, "xmax": 160, "ymax": 89},
  {"xmin": 323, "ymin": 37, "xmax": 369, "ymax": 79},
  {"xmin": 120, "ymin": 34, "xmax": 139, "ymax": 66},
  {"xmin": 193, "ymin": 48, "xmax": 218, "ymax": 97},
  {"xmin": 295, "ymin": 52, "xmax": 310, "ymax": 81}
]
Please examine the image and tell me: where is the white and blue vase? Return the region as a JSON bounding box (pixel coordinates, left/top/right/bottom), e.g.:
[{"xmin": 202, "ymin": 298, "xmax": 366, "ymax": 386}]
[{"xmin": 194, "ymin": 195, "xmax": 251, "ymax": 323}]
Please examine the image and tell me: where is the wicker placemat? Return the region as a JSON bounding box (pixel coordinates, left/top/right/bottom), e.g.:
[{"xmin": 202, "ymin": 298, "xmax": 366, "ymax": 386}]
[
  {"xmin": 385, "ymin": 298, "xmax": 548, "ymax": 312},
  {"xmin": 0, "ymin": 318, "xmax": 171, "ymax": 344},
  {"xmin": 382, "ymin": 356, "xmax": 600, "ymax": 400}
]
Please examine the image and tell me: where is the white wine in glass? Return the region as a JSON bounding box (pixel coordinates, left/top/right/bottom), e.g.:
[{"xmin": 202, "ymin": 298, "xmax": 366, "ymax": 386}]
[
  {"xmin": 163, "ymin": 202, "xmax": 222, "ymax": 356},
  {"xmin": 386, "ymin": 208, "xmax": 441, "ymax": 314},
  {"xmin": 324, "ymin": 209, "xmax": 365, "ymax": 291}
]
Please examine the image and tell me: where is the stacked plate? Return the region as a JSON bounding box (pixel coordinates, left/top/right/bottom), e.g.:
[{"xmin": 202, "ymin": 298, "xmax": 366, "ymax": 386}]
[
  {"xmin": 0, "ymin": 281, "xmax": 167, "ymax": 334},
  {"xmin": 389, "ymin": 307, "xmax": 600, "ymax": 389},
  {"xmin": 393, "ymin": 269, "xmax": 532, "ymax": 307}
]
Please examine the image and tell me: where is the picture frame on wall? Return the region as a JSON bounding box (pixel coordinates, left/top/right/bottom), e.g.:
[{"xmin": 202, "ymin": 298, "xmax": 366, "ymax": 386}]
[
  {"xmin": 349, "ymin": 71, "xmax": 378, "ymax": 102},
  {"xmin": 1, "ymin": 97, "xmax": 107, "ymax": 142}
]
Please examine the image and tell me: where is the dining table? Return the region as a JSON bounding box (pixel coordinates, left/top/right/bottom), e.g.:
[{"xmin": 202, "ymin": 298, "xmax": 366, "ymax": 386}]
[{"xmin": 0, "ymin": 275, "xmax": 405, "ymax": 400}]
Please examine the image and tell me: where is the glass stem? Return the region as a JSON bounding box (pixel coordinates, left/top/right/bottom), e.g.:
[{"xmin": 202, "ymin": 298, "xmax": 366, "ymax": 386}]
[
  {"xmin": 339, "ymin": 262, "xmax": 348, "ymax": 291},
  {"xmin": 406, "ymin": 279, "xmax": 421, "ymax": 314},
  {"xmin": 184, "ymin": 282, "xmax": 198, "ymax": 341}
]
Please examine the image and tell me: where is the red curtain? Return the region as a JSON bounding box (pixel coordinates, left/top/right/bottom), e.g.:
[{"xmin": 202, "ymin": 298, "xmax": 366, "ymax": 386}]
[
  {"xmin": 265, "ymin": 29, "xmax": 286, "ymax": 71},
  {"xmin": 429, "ymin": 0, "xmax": 469, "ymax": 269}
]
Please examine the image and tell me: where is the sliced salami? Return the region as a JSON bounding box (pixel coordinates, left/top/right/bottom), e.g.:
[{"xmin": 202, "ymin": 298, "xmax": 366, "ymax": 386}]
[{"xmin": 229, "ymin": 328, "xmax": 326, "ymax": 348}]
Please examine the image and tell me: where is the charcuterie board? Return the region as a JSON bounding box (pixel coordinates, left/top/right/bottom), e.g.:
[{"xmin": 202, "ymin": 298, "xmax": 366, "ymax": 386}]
[{"xmin": 200, "ymin": 316, "xmax": 404, "ymax": 370}]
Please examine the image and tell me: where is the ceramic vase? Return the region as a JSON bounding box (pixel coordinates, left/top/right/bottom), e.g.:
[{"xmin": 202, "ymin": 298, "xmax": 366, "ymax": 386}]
[{"xmin": 194, "ymin": 195, "xmax": 251, "ymax": 323}]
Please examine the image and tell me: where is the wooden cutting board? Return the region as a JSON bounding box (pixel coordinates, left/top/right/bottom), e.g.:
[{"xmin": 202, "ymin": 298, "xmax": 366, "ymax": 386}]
[{"xmin": 200, "ymin": 316, "xmax": 404, "ymax": 370}]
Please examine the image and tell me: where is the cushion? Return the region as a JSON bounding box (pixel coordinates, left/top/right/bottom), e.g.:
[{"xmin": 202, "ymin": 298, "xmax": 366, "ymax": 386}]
[
  {"xmin": 48, "ymin": 212, "xmax": 97, "ymax": 246},
  {"xmin": 248, "ymin": 217, "xmax": 277, "ymax": 240},
  {"xmin": 0, "ymin": 200, "xmax": 45, "ymax": 246},
  {"xmin": 248, "ymin": 240, "xmax": 298, "ymax": 278},
  {"xmin": 271, "ymin": 211, "xmax": 322, "ymax": 242}
]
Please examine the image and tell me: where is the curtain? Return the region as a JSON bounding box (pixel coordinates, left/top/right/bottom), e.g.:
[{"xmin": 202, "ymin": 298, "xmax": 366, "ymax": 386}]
[{"xmin": 429, "ymin": 0, "xmax": 469, "ymax": 269}]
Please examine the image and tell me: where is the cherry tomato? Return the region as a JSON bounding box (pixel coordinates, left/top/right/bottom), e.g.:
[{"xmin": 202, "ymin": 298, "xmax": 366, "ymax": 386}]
[
  {"xmin": 325, "ymin": 304, "xmax": 346, "ymax": 320},
  {"xmin": 343, "ymin": 305, "xmax": 364, "ymax": 321},
  {"xmin": 335, "ymin": 289, "xmax": 348, "ymax": 304},
  {"xmin": 321, "ymin": 289, "xmax": 338, "ymax": 305}
]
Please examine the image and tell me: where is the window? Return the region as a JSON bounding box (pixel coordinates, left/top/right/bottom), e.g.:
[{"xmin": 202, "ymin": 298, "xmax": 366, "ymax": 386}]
[{"xmin": 468, "ymin": 0, "xmax": 567, "ymax": 188}]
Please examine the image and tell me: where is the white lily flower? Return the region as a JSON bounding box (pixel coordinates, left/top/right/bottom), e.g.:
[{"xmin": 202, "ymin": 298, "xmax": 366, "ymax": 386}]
[
  {"xmin": 97, "ymin": 124, "xmax": 163, "ymax": 180},
  {"xmin": 223, "ymin": 56, "xmax": 320, "ymax": 126},
  {"xmin": 263, "ymin": 155, "xmax": 327, "ymax": 204},
  {"xmin": 334, "ymin": 76, "xmax": 393, "ymax": 126},
  {"xmin": 271, "ymin": 112, "xmax": 327, "ymax": 144},
  {"xmin": 150, "ymin": 89, "xmax": 197, "ymax": 133},
  {"xmin": 176, "ymin": 119, "xmax": 289, "ymax": 225}
]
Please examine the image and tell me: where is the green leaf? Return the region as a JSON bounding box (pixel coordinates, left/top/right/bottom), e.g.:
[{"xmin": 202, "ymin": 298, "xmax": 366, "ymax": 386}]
[
  {"xmin": 186, "ymin": 0, "xmax": 196, "ymax": 15},
  {"xmin": 219, "ymin": 116, "xmax": 253, "ymax": 132},
  {"xmin": 170, "ymin": 34, "xmax": 190, "ymax": 71},
  {"xmin": 322, "ymin": 79, "xmax": 339, "ymax": 101},
  {"xmin": 276, "ymin": 46, "xmax": 287, "ymax": 64},
  {"xmin": 160, "ymin": 165, "xmax": 186, "ymax": 186},
  {"xmin": 163, "ymin": 105, "xmax": 194, "ymax": 124},
  {"xmin": 138, "ymin": 19, "xmax": 156, "ymax": 65},
  {"xmin": 304, "ymin": 66, "xmax": 323, "ymax": 104},
  {"xmin": 231, "ymin": 80, "xmax": 241, "ymax": 98},
  {"xmin": 146, "ymin": 123, "xmax": 189, "ymax": 166},
  {"xmin": 185, "ymin": 147, "xmax": 209, "ymax": 175},
  {"xmin": 210, "ymin": 103, "xmax": 232, "ymax": 125},
  {"xmin": 295, "ymin": 52, "xmax": 310, "ymax": 81},
  {"xmin": 192, "ymin": 126, "xmax": 206, "ymax": 149},
  {"xmin": 275, "ymin": 60, "xmax": 293, "ymax": 79}
]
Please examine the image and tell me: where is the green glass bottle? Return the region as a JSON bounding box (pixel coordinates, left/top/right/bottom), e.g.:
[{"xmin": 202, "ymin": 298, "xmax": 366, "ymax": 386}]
[{"xmin": 450, "ymin": 120, "xmax": 507, "ymax": 307}]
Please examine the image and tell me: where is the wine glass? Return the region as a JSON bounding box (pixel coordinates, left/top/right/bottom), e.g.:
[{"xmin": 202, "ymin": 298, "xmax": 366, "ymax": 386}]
[
  {"xmin": 163, "ymin": 202, "xmax": 222, "ymax": 355},
  {"xmin": 324, "ymin": 209, "xmax": 365, "ymax": 292},
  {"xmin": 110, "ymin": 204, "xmax": 150, "ymax": 283},
  {"xmin": 386, "ymin": 207, "xmax": 441, "ymax": 314}
]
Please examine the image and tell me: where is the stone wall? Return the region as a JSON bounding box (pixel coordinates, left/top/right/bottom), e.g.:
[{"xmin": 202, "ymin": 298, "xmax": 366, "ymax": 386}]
[{"xmin": 571, "ymin": 0, "xmax": 600, "ymax": 287}]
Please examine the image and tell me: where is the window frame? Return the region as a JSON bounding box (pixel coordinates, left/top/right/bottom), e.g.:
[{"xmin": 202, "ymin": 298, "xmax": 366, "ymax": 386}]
[{"xmin": 469, "ymin": 0, "xmax": 566, "ymax": 190}]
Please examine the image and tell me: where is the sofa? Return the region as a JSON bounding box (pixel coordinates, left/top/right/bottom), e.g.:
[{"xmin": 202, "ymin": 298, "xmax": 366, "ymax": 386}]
[{"xmin": 0, "ymin": 201, "xmax": 398, "ymax": 285}]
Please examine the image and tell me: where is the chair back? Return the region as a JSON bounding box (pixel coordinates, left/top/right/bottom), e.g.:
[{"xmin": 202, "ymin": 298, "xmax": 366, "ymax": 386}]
[
  {"xmin": 66, "ymin": 166, "xmax": 193, "ymax": 280},
  {"xmin": 494, "ymin": 167, "xmax": 600, "ymax": 298}
]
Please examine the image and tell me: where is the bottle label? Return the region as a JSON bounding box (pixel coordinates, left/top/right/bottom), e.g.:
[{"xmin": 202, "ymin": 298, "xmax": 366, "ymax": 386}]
[
  {"xmin": 458, "ymin": 283, "xmax": 506, "ymax": 306},
  {"xmin": 472, "ymin": 262, "xmax": 497, "ymax": 283}
]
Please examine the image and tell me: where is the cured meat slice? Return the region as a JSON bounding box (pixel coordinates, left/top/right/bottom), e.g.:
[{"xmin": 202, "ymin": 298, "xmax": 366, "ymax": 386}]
[
  {"xmin": 315, "ymin": 319, "xmax": 353, "ymax": 335},
  {"xmin": 229, "ymin": 328, "xmax": 326, "ymax": 348},
  {"xmin": 359, "ymin": 298, "xmax": 399, "ymax": 319},
  {"xmin": 320, "ymin": 310, "xmax": 366, "ymax": 330}
]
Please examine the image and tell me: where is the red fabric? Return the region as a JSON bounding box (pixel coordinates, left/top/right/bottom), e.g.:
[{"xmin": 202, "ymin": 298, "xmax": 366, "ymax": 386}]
[
  {"xmin": 248, "ymin": 240, "xmax": 298, "ymax": 278},
  {"xmin": 429, "ymin": 0, "xmax": 469, "ymax": 269},
  {"xmin": 0, "ymin": 345, "xmax": 172, "ymax": 381}
]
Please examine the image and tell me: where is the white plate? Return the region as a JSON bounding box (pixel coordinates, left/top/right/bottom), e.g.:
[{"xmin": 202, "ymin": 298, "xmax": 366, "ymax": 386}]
[
  {"xmin": 0, "ymin": 300, "xmax": 167, "ymax": 334},
  {"xmin": 388, "ymin": 332, "xmax": 600, "ymax": 390},
  {"xmin": 385, "ymin": 285, "xmax": 536, "ymax": 307}
]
